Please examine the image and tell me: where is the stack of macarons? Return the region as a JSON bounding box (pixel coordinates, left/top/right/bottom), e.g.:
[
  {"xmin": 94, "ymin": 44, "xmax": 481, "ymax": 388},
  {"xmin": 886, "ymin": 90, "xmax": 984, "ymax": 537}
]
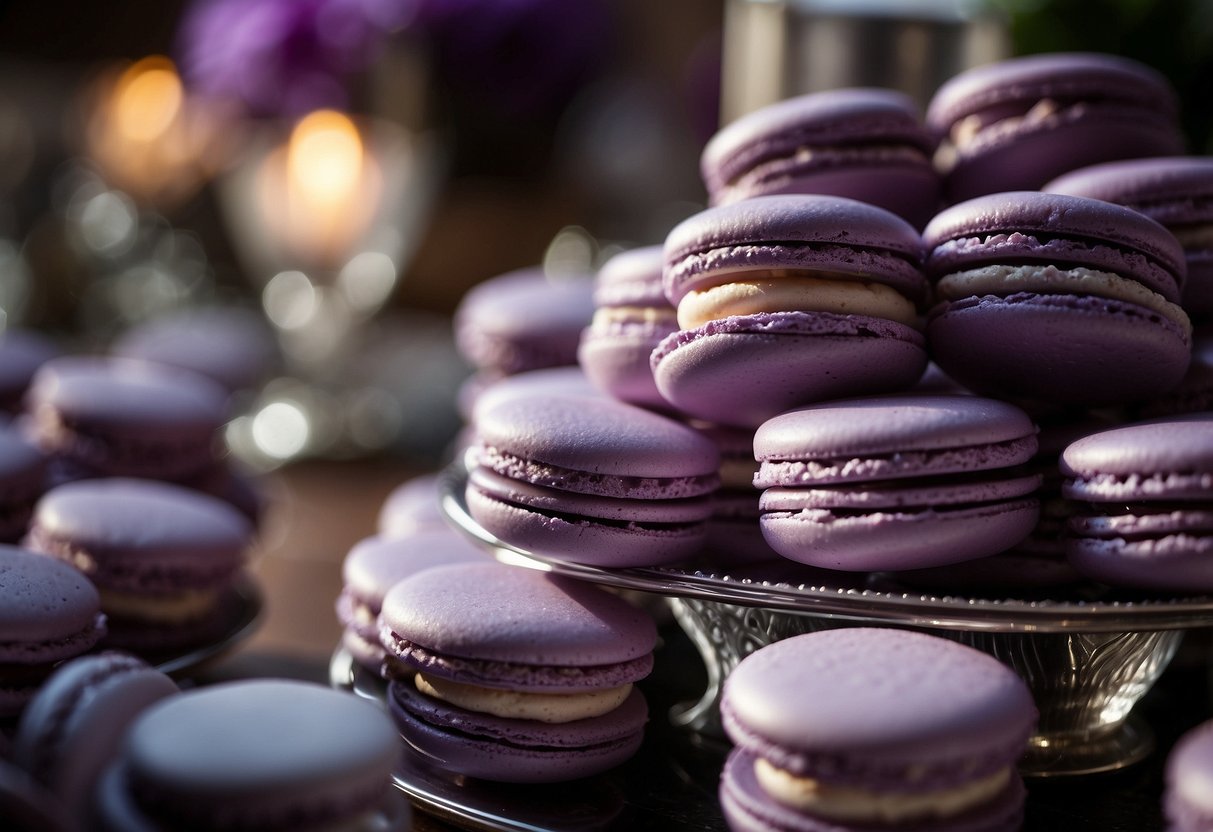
[
  {"xmin": 379, "ymin": 561, "xmax": 656, "ymax": 783},
  {"xmin": 720, "ymin": 628, "xmax": 1037, "ymax": 832}
]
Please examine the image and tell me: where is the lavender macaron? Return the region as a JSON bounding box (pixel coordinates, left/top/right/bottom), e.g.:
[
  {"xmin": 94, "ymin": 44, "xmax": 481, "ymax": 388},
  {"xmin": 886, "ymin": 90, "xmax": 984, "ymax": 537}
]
[
  {"xmin": 467, "ymin": 393, "xmax": 719, "ymax": 566},
  {"xmin": 577, "ymin": 245, "xmax": 678, "ymax": 410},
  {"xmin": 25, "ymin": 478, "xmax": 252, "ymax": 650},
  {"xmin": 925, "ymin": 190, "xmax": 1191, "ymax": 406},
  {"xmin": 0, "ymin": 545, "xmax": 106, "ymax": 718},
  {"xmin": 754, "ymin": 395, "xmax": 1040, "ymax": 572},
  {"xmin": 94, "ymin": 679, "xmax": 409, "ymax": 831},
  {"xmin": 336, "ymin": 529, "xmax": 491, "ymax": 671},
  {"xmin": 1046, "ymin": 156, "xmax": 1213, "ymax": 323},
  {"xmin": 12, "ymin": 652, "xmax": 178, "ymax": 825},
  {"xmin": 654, "ymin": 195, "xmax": 929, "ymax": 427},
  {"xmin": 702, "ymin": 88, "xmax": 940, "ymax": 228},
  {"xmin": 927, "ymin": 52, "xmax": 1184, "ymax": 202},
  {"xmin": 23, "ymin": 356, "xmax": 229, "ymax": 483},
  {"xmin": 720, "ymin": 628, "xmax": 1036, "ymax": 832},
  {"xmin": 381, "ymin": 561, "xmax": 656, "ymax": 783},
  {"xmin": 1061, "ymin": 414, "xmax": 1213, "ymax": 592}
]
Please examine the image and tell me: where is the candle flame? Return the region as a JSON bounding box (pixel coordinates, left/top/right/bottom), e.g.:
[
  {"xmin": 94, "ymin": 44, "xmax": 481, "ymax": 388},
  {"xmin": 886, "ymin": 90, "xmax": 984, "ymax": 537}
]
[
  {"xmin": 286, "ymin": 110, "xmax": 364, "ymax": 207},
  {"xmin": 113, "ymin": 56, "xmax": 183, "ymax": 143}
]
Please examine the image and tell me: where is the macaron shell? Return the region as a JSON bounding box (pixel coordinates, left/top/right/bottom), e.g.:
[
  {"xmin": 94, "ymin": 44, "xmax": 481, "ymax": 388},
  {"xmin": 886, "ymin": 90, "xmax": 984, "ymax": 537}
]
[
  {"xmin": 376, "ymin": 474, "xmax": 449, "ymax": 537},
  {"xmin": 1044, "ymin": 157, "xmax": 1213, "ymax": 223},
  {"xmin": 341, "ymin": 530, "xmax": 492, "ymax": 609},
  {"xmin": 0, "ymin": 545, "xmax": 103, "ymax": 654},
  {"xmin": 927, "ymin": 292, "xmax": 1191, "ymax": 406},
  {"xmin": 379, "ymin": 562, "xmax": 656, "ymax": 667},
  {"xmin": 663, "ymin": 195, "xmax": 926, "ymax": 304},
  {"xmin": 114, "ymin": 680, "xmax": 397, "ymax": 827},
  {"xmin": 475, "ymin": 394, "xmax": 719, "ymax": 482},
  {"xmin": 652, "ymin": 312, "xmax": 927, "ymax": 429},
  {"xmin": 721, "ymin": 629, "xmax": 1037, "ymax": 782},
  {"xmin": 593, "ymin": 245, "xmax": 668, "ymax": 308},
  {"xmin": 924, "ymin": 191, "xmax": 1187, "ymax": 300},
  {"xmin": 389, "ymin": 681, "xmax": 645, "ymax": 784},
  {"xmin": 754, "ymin": 395, "xmax": 1036, "ymax": 462},
  {"xmin": 13, "ymin": 653, "xmax": 178, "ymax": 819},
  {"xmin": 720, "ymin": 748, "xmax": 1026, "ymax": 832},
  {"xmin": 1067, "ymin": 534, "xmax": 1213, "ymax": 592},
  {"xmin": 1060, "ymin": 416, "xmax": 1213, "ymax": 481},
  {"xmin": 760, "ymin": 497, "xmax": 1039, "ymax": 571},
  {"xmin": 466, "ymin": 488, "xmax": 707, "ymax": 567},
  {"xmin": 577, "ymin": 320, "xmax": 676, "ymax": 409}
]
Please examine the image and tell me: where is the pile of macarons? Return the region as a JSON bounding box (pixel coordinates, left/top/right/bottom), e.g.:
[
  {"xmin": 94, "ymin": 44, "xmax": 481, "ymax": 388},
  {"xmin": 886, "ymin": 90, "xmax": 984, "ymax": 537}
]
[
  {"xmin": 0, "ymin": 308, "xmax": 272, "ymax": 719},
  {"xmin": 445, "ymin": 50, "xmax": 1213, "ymax": 603}
]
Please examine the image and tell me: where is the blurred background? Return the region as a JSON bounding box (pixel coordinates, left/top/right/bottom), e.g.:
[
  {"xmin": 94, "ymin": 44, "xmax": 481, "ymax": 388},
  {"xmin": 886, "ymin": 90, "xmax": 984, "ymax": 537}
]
[{"xmin": 0, "ymin": 0, "xmax": 1210, "ymax": 466}]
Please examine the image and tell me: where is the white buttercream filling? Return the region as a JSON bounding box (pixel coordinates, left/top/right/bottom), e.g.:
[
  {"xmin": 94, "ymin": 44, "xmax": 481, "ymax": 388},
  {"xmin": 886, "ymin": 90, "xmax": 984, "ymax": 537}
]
[
  {"xmin": 935, "ymin": 98, "xmax": 1061, "ymax": 172},
  {"xmin": 936, "ymin": 264, "xmax": 1191, "ymax": 334},
  {"xmin": 754, "ymin": 758, "xmax": 1012, "ymax": 823},
  {"xmin": 98, "ymin": 586, "xmax": 219, "ymax": 624},
  {"xmin": 678, "ymin": 276, "xmax": 918, "ymax": 330},
  {"xmin": 415, "ymin": 674, "xmax": 631, "ymax": 723}
]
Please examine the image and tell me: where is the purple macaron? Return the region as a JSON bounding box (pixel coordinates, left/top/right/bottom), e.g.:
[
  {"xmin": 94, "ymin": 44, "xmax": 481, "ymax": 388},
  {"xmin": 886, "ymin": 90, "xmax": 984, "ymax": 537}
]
[
  {"xmin": 1167, "ymin": 718, "xmax": 1213, "ymax": 831},
  {"xmin": 1061, "ymin": 414, "xmax": 1213, "ymax": 592},
  {"xmin": 577, "ymin": 245, "xmax": 678, "ymax": 410},
  {"xmin": 0, "ymin": 425, "xmax": 46, "ymax": 544},
  {"xmin": 110, "ymin": 306, "xmax": 280, "ymax": 395},
  {"xmin": 336, "ymin": 529, "xmax": 491, "ymax": 671},
  {"xmin": 12, "ymin": 652, "xmax": 178, "ymax": 825},
  {"xmin": 94, "ymin": 679, "xmax": 408, "ymax": 831},
  {"xmin": 0, "ymin": 545, "xmax": 106, "ymax": 718},
  {"xmin": 694, "ymin": 423, "xmax": 780, "ymax": 567},
  {"xmin": 376, "ymin": 473, "xmax": 449, "ymax": 538},
  {"xmin": 720, "ymin": 628, "xmax": 1036, "ymax": 832},
  {"xmin": 927, "ymin": 52, "xmax": 1185, "ymax": 202},
  {"xmin": 454, "ymin": 267, "xmax": 596, "ymax": 378},
  {"xmin": 702, "ymin": 88, "xmax": 940, "ymax": 228},
  {"xmin": 23, "ymin": 356, "xmax": 230, "ymax": 483},
  {"xmin": 467, "ymin": 393, "xmax": 719, "ymax": 566},
  {"xmin": 24, "ymin": 478, "xmax": 252, "ymax": 650},
  {"xmin": 1046, "ymin": 156, "xmax": 1213, "ymax": 323},
  {"xmin": 654, "ymin": 195, "xmax": 929, "ymax": 427},
  {"xmin": 925, "ymin": 190, "xmax": 1191, "ymax": 406},
  {"xmin": 753, "ymin": 395, "xmax": 1040, "ymax": 572},
  {"xmin": 380, "ymin": 561, "xmax": 656, "ymax": 783}
]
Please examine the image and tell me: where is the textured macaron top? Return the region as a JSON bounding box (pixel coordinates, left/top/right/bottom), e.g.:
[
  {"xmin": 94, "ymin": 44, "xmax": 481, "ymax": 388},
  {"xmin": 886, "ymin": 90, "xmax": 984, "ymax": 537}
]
[
  {"xmin": 1061, "ymin": 416, "xmax": 1213, "ymax": 502},
  {"xmin": 476, "ymin": 393, "xmax": 719, "ymax": 486},
  {"xmin": 593, "ymin": 245, "xmax": 669, "ymax": 308},
  {"xmin": 380, "ymin": 561, "xmax": 657, "ymax": 667},
  {"xmin": 754, "ymin": 394, "xmax": 1038, "ymax": 487},
  {"xmin": 926, "ymin": 52, "xmax": 1179, "ymax": 132},
  {"xmin": 702, "ymin": 88, "xmax": 933, "ymax": 193},
  {"xmin": 342, "ymin": 531, "xmax": 488, "ymax": 605},
  {"xmin": 30, "ymin": 478, "xmax": 252, "ymax": 564},
  {"xmin": 1045, "ymin": 157, "xmax": 1213, "ymax": 225},
  {"xmin": 117, "ymin": 680, "xmax": 397, "ymax": 823},
  {"xmin": 662, "ymin": 195, "xmax": 927, "ymax": 305},
  {"xmin": 27, "ymin": 356, "xmax": 229, "ymax": 437},
  {"xmin": 924, "ymin": 190, "xmax": 1187, "ymax": 301},
  {"xmin": 0, "ymin": 544, "xmax": 102, "ymax": 647},
  {"xmin": 454, "ymin": 268, "xmax": 596, "ymax": 372},
  {"xmin": 722, "ymin": 628, "xmax": 1037, "ymax": 775}
]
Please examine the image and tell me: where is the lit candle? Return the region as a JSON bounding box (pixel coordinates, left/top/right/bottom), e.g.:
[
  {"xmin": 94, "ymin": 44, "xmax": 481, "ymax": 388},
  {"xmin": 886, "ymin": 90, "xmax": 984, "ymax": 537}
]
[
  {"xmin": 256, "ymin": 110, "xmax": 382, "ymax": 270},
  {"xmin": 85, "ymin": 56, "xmax": 224, "ymax": 208}
]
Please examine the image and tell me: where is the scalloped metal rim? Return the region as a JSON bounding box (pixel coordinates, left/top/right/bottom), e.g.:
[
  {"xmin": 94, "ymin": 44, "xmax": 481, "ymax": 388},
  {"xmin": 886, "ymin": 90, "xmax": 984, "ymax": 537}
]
[{"xmin": 441, "ymin": 461, "xmax": 1213, "ymax": 633}]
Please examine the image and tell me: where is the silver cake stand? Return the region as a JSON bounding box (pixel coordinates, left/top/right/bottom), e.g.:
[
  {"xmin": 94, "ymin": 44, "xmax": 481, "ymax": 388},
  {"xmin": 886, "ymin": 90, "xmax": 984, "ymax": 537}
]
[{"xmin": 439, "ymin": 462, "xmax": 1213, "ymax": 778}]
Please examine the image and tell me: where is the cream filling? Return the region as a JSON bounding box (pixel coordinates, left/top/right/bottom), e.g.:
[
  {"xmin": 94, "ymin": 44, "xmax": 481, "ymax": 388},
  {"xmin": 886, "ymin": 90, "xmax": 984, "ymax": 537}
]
[
  {"xmin": 936, "ymin": 264, "xmax": 1191, "ymax": 334},
  {"xmin": 677, "ymin": 277, "xmax": 918, "ymax": 330},
  {"xmin": 592, "ymin": 306, "xmax": 677, "ymax": 325},
  {"xmin": 935, "ymin": 98, "xmax": 1060, "ymax": 172},
  {"xmin": 98, "ymin": 587, "xmax": 219, "ymax": 624},
  {"xmin": 754, "ymin": 758, "xmax": 1012, "ymax": 824},
  {"xmin": 415, "ymin": 674, "xmax": 631, "ymax": 723}
]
